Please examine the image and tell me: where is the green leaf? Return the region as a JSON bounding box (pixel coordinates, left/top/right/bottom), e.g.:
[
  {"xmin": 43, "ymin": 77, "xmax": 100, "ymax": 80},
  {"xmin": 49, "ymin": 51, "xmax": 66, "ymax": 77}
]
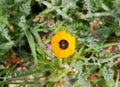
[
  {"xmin": 0, "ymin": 41, "xmax": 14, "ymax": 50},
  {"xmin": 0, "ymin": 41, "xmax": 14, "ymax": 57},
  {"xmin": 11, "ymin": 67, "xmax": 51, "ymax": 80},
  {"xmin": 25, "ymin": 30, "xmax": 37, "ymax": 65},
  {"xmin": 96, "ymin": 27, "xmax": 114, "ymax": 41},
  {"xmin": 31, "ymin": 28, "xmax": 46, "ymax": 60},
  {"xmin": 0, "ymin": 16, "xmax": 9, "ymax": 25},
  {"xmin": 0, "ymin": 24, "xmax": 11, "ymax": 41},
  {"xmin": 19, "ymin": 0, "xmax": 31, "ymax": 16},
  {"xmin": 48, "ymin": 69, "xmax": 69, "ymax": 82},
  {"xmin": 19, "ymin": 16, "xmax": 37, "ymax": 66},
  {"xmin": 62, "ymin": 0, "xmax": 78, "ymax": 12},
  {"xmin": 115, "ymin": 27, "xmax": 120, "ymax": 36},
  {"xmin": 102, "ymin": 67, "xmax": 115, "ymax": 87}
]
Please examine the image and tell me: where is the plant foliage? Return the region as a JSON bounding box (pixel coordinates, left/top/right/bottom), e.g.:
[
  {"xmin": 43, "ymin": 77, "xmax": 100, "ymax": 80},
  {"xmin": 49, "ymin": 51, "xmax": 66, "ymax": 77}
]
[{"xmin": 0, "ymin": 0, "xmax": 120, "ymax": 87}]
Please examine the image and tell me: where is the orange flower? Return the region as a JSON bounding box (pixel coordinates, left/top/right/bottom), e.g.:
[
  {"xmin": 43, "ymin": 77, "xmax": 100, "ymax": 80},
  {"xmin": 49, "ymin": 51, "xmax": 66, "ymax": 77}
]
[{"xmin": 51, "ymin": 31, "xmax": 76, "ymax": 58}]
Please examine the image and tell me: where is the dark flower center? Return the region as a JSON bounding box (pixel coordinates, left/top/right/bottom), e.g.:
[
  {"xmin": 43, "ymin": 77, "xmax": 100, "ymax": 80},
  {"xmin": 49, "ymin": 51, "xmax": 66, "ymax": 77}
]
[{"xmin": 59, "ymin": 40, "xmax": 69, "ymax": 49}]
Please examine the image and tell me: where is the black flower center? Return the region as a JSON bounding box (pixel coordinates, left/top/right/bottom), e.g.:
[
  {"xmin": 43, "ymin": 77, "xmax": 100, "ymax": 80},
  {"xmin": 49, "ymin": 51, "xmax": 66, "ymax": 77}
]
[{"xmin": 59, "ymin": 40, "xmax": 69, "ymax": 49}]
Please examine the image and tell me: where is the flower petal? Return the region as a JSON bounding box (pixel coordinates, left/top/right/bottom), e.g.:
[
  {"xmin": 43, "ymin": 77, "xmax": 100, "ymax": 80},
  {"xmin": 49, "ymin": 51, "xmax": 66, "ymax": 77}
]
[{"xmin": 51, "ymin": 30, "xmax": 76, "ymax": 58}]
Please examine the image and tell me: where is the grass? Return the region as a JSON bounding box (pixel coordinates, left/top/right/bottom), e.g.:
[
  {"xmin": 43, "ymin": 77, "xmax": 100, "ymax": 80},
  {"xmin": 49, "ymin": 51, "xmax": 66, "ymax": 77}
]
[{"xmin": 0, "ymin": 0, "xmax": 120, "ymax": 87}]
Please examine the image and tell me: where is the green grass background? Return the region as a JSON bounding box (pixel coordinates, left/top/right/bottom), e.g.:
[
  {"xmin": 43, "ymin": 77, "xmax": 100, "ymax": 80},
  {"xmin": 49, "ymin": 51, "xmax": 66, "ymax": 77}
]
[{"xmin": 0, "ymin": 0, "xmax": 120, "ymax": 87}]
